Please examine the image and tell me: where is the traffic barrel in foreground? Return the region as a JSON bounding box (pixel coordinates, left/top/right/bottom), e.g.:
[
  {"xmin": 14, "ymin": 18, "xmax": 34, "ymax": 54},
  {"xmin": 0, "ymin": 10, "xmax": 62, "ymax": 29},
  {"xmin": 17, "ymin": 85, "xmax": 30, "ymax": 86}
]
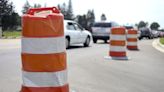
[
  {"xmin": 21, "ymin": 7, "xmax": 69, "ymax": 92},
  {"xmin": 127, "ymin": 29, "xmax": 139, "ymax": 50},
  {"xmin": 105, "ymin": 27, "xmax": 129, "ymax": 60}
]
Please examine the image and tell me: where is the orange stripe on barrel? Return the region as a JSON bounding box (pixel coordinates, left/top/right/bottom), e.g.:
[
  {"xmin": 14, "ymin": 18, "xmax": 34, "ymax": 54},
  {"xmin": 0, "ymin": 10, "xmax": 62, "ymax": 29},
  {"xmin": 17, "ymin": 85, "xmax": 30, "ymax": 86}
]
[
  {"xmin": 111, "ymin": 27, "xmax": 126, "ymax": 35},
  {"xmin": 127, "ymin": 46, "xmax": 138, "ymax": 49},
  {"xmin": 22, "ymin": 52, "xmax": 66, "ymax": 72},
  {"xmin": 21, "ymin": 84, "xmax": 69, "ymax": 92},
  {"xmin": 127, "ymin": 38, "xmax": 137, "ymax": 42},
  {"xmin": 22, "ymin": 15, "xmax": 64, "ymax": 37},
  {"xmin": 128, "ymin": 29, "xmax": 137, "ymax": 34},
  {"xmin": 109, "ymin": 51, "xmax": 126, "ymax": 57},
  {"xmin": 110, "ymin": 40, "xmax": 126, "ymax": 46}
]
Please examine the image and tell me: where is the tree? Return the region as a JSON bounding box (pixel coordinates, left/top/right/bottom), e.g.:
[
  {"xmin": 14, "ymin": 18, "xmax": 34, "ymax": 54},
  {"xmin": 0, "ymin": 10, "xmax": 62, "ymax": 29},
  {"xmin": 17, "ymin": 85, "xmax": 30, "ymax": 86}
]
[
  {"xmin": 1, "ymin": 12, "xmax": 20, "ymax": 30},
  {"xmin": 0, "ymin": 0, "xmax": 19, "ymax": 32},
  {"xmin": 86, "ymin": 10, "xmax": 95, "ymax": 31},
  {"xmin": 65, "ymin": 0, "xmax": 73, "ymax": 20},
  {"xmin": 33, "ymin": 3, "xmax": 41, "ymax": 8},
  {"xmin": 76, "ymin": 15, "xmax": 87, "ymax": 29},
  {"xmin": 137, "ymin": 21, "xmax": 148, "ymax": 28},
  {"xmin": 0, "ymin": 0, "xmax": 14, "ymax": 26},
  {"xmin": 57, "ymin": 0, "xmax": 74, "ymax": 20},
  {"xmin": 22, "ymin": 0, "xmax": 31, "ymax": 14},
  {"xmin": 150, "ymin": 22, "xmax": 160, "ymax": 30},
  {"xmin": 101, "ymin": 13, "xmax": 107, "ymax": 21},
  {"xmin": 57, "ymin": 3, "xmax": 67, "ymax": 18}
]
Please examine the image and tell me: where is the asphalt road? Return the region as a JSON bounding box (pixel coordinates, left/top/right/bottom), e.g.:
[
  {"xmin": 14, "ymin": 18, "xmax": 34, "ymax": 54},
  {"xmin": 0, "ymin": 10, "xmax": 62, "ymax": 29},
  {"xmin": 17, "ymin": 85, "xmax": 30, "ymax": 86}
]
[{"xmin": 0, "ymin": 39, "xmax": 164, "ymax": 92}]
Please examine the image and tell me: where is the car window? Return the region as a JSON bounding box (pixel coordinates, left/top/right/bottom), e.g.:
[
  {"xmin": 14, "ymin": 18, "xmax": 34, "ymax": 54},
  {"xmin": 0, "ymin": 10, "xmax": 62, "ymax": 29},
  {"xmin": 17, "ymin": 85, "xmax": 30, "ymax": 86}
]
[
  {"xmin": 74, "ymin": 23, "xmax": 83, "ymax": 31},
  {"xmin": 93, "ymin": 23, "xmax": 112, "ymax": 27},
  {"xmin": 66, "ymin": 22, "xmax": 76, "ymax": 30}
]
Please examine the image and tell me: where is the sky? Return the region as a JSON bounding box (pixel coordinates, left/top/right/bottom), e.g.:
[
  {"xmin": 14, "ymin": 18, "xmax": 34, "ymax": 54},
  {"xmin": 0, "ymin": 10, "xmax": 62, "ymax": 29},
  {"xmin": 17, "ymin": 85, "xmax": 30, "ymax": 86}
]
[{"xmin": 10, "ymin": 0, "xmax": 164, "ymax": 28}]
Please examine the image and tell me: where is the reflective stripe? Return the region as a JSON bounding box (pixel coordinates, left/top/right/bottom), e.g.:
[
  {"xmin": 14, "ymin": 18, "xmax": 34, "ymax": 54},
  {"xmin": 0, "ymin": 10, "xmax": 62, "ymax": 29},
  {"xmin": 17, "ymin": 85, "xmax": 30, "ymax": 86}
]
[
  {"xmin": 110, "ymin": 46, "xmax": 126, "ymax": 52},
  {"xmin": 127, "ymin": 46, "xmax": 138, "ymax": 49},
  {"xmin": 127, "ymin": 38, "xmax": 137, "ymax": 42},
  {"xmin": 109, "ymin": 51, "xmax": 126, "ymax": 57},
  {"xmin": 110, "ymin": 40, "xmax": 126, "ymax": 46},
  {"xmin": 128, "ymin": 30, "xmax": 138, "ymax": 34},
  {"xmin": 23, "ymin": 70, "xmax": 67, "ymax": 87},
  {"xmin": 21, "ymin": 84, "xmax": 69, "ymax": 92},
  {"xmin": 127, "ymin": 35, "xmax": 138, "ymax": 38},
  {"xmin": 127, "ymin": 42, "xmax": 137, "ymax": 46},
  {"xmin": 110, "ymin": 35, "xmax": 126, "ymax": 40},
  {"xmin": 22, "ymin": 52, "xmax": 66, "ymax": 72},
  {"xmin": 22, "ymin": 36, "xmax": 65, "ymax": 54},
  {"xmin": 22, "ymin": 15, "xmax": 64, "ymax": 37},
  {"xmin": 111, "ymin": 27, "xmax": 126, "ymax": 35}
]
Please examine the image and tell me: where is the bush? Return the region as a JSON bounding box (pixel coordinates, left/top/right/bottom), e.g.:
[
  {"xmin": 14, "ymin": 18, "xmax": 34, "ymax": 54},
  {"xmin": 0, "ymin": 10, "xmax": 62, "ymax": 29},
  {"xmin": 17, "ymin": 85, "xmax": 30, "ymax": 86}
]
[{"xmin": 160, "ymin": 38, "xmax": 164, "ymax": 45}]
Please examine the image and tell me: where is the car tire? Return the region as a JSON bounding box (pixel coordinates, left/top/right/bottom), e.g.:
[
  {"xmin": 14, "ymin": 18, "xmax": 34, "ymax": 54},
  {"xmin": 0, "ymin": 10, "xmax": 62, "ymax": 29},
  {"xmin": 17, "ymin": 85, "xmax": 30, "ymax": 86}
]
[
  {"xmin": 84, "ymin": 36, "xmax": 90, "ymax": 47},
  {"xmin": 65, "ymin": 38, "xmax": 70, "ymax": 49},
  {"xmin": 93, "ymin": 38, "xmax": 97, "ymax": 43},
  {"xmin": 104, "ymin": 40, "xmax": 108, "ymax": 43},
  {"xmin": 139, "ymin": 37, "xmax": 142, "ymax": 40}
]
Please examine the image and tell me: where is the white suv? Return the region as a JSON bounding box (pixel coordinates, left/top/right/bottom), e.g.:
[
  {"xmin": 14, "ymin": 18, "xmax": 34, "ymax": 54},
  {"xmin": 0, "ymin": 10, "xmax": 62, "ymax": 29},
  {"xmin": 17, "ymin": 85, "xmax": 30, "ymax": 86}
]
[
  {"xmin": 91, "ymin": 21, "xmax": 119, "ymax": 43},
  {"xmin": 64, "ymin": 20, "xmax": 92, "ymax": 49}
]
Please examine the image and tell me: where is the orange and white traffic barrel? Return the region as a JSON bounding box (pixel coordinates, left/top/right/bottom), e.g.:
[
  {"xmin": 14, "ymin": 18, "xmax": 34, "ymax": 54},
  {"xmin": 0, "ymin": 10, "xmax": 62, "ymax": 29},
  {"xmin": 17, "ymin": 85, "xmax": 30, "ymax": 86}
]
[
  {"xmin": 21, "ymin": 7, "xmax": 69, "ymax": 92},
  {"xmin": 127, "ymin": 29, "xmax": 139, "ymax": 50},
  {"xmin": 105, "ymin": 27, "xmax": 128, "ymax": 60}
]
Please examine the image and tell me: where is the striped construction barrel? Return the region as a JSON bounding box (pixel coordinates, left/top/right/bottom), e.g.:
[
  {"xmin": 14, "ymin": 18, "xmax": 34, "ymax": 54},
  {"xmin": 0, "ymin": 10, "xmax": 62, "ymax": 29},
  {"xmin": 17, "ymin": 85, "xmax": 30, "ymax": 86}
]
[
  {"xmin": 21, "ymin": 7, "xmax": 69, "ymax": 92},
  {"xmin": 109, "ymin": 27, "xmax": 128, "ymax": 60},
  {"xmin": 127, "ymin": 29, "xmax": 138, "ymax": 50}
]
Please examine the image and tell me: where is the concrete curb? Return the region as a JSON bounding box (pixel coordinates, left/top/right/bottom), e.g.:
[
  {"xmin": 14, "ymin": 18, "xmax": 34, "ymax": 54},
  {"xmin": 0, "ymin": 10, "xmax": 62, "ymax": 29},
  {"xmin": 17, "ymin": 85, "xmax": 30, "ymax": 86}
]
[{"xmin": 152, "ymin": 39, "xmax": 164, "ymax": 53}]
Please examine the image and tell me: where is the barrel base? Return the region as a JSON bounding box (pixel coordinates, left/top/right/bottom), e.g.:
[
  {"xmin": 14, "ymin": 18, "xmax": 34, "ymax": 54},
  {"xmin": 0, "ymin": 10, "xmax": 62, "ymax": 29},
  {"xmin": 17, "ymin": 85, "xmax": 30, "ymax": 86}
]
[{"xmin": 104, "ymin": 56, "xmax": 130, "ymax": 60}]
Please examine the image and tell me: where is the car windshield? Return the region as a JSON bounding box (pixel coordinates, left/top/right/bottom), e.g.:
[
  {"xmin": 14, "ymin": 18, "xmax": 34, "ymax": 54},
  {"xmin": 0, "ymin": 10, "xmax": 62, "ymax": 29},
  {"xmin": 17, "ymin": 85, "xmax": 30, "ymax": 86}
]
[{"xmin": 93, "ymin": 23, "xmax": 112, "ymax": 27}]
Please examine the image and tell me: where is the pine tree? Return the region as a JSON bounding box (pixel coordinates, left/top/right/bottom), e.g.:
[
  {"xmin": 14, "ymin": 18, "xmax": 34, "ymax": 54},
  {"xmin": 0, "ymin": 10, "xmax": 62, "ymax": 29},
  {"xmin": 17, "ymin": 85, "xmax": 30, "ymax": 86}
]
[
  {"xmin": 22, "ymin": 0, "xmax": 31, "ymax": 14},
  {"xmin": 86, "ymin": 10, "xmax": 95, "ymax": 30},
  {"xmin": 66, "ymin": 0, "xmax": 74, "ymax": 20},
  {"xmin": 33, "ymin": 4, "xmax": 41, "ymax": 8}
]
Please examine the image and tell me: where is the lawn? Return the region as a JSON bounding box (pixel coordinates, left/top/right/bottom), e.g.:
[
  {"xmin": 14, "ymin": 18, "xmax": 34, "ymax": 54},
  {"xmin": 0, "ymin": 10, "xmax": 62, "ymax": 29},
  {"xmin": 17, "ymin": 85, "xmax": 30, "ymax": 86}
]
[
  {"xmin": 160, "ymin": 37, "xmax": 164, "ymax": 45},
  {"xmin": 3, "ymin": 31, "xmax": 21, "ymax": 38}
]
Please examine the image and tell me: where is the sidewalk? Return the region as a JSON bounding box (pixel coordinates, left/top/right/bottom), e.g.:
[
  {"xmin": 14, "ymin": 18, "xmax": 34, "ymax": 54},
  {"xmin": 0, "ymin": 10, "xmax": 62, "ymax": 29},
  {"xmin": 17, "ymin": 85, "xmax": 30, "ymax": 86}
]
[{"xmin": 152, "ymin": 38, "xmax": 164, "ymax": 53}]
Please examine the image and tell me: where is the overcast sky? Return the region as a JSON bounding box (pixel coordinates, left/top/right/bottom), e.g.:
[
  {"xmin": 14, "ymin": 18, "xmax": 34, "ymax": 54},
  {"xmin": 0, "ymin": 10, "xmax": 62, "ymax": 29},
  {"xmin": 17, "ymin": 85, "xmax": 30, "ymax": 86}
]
[{"xmin": 11, "ymin": 0, "xmax": 164, "ymax": 28}]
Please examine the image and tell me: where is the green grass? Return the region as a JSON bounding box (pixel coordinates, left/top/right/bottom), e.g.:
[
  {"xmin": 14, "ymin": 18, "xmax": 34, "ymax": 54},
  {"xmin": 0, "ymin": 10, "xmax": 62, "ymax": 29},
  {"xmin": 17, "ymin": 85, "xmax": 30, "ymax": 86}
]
[
  {"xmin": 3, "ymin": 30, "xmax": 21, "ymax": 38},
  {"xmin": 160, "ymin": 37, "xmax": 164, "ymax": 45}
]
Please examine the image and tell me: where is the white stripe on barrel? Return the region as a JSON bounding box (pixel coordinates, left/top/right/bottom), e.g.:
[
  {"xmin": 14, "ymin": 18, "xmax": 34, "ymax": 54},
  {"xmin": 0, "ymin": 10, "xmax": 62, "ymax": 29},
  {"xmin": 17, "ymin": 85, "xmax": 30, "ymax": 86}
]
[
  {"xmin": 110, "ymin": 35, "xmax": 126, "ymax": 40},
  {"xmin": 22, "ymin": 70, "xmax": 67, "ymax": 87},
  {"xmin": 22, "ymin": 36, "xmax": 65, "ymax": 54},
  {"xmin": 110, "ymin": 46, "xmax": 126, "ymax": 52}
]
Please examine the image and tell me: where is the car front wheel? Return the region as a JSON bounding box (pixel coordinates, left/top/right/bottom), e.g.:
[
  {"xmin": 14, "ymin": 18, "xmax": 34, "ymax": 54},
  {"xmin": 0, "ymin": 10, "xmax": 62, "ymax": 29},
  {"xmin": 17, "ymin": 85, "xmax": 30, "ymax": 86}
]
[
  {"xmin": 65, "ymin": 38, "xmax": 70, "ymax": 49},
  {"xmin": 84, "ymin": 36, "xmax": 90, "ymax": 47}
]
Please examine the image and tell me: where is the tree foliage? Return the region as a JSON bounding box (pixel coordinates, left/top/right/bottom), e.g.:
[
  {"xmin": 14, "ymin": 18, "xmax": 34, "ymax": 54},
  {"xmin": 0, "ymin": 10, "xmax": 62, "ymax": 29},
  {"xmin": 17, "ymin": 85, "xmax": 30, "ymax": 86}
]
[
  {"xmin": 33, "ymin": 4, "xmax": 42, "ymax": 8},
  {"xmin": 101, "ymin": 13, "xmax": 107, "ymax": 21},
  {"xmin": 150, "ymin": 22, "xmax": 160, "ymax": 30},
  {"xmin": 0, "ymin": 0, "xmax": 20, "ymax": 31},
  {"xmin": 76, "ymin": 10, "xmax": 95, "ymax": 31},
  {"xmin": 1, "ymin": 12, "xmax": 20, "ymax": 30},
  {"xmin": 0, "ymin": 0, "xmax": 14, "ymax": 25},
  {"xmin": 57, "ymin": 0, "xmax": 74, "ymax": 20},
  {"xmin": 22, "ymin": 0, "xmax": 31, "ymax": 14},
  {"xmin": 137, "ymin": 21, "xmax": 148, "ymax": 28}
]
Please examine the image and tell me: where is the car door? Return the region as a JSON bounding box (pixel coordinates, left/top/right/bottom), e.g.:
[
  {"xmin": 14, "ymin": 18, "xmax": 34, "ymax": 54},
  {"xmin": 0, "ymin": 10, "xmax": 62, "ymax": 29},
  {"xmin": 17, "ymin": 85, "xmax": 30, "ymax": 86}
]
[
  {"xmin": 73, "ymin": 23, "xmax": 87, "ymax": 43},
  {"xmin": 66, "ymin": 22, "xmax": 79, "ymax": 44}
]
